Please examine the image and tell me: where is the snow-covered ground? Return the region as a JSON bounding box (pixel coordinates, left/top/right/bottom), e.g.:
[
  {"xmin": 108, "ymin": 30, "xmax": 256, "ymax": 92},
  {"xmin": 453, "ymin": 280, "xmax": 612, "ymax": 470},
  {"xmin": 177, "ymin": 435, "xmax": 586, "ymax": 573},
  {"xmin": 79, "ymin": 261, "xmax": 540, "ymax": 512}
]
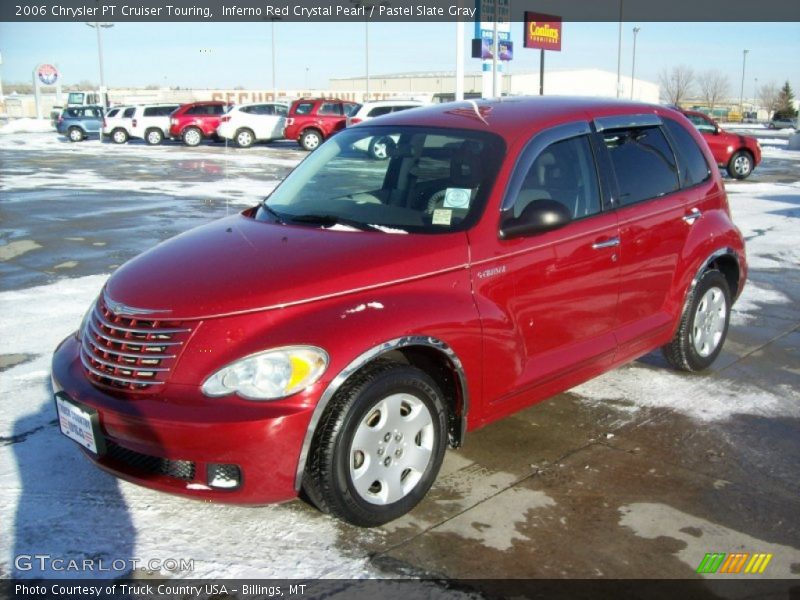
[{"xmin": 0, "ymin": 132, "xmax": 798, "ymax": 580}]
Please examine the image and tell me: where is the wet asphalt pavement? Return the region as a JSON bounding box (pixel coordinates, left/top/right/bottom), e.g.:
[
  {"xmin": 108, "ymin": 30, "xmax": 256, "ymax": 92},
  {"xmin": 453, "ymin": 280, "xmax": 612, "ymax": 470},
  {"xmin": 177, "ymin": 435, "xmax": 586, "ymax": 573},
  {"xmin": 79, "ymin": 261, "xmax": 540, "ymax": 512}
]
[{"xmin": 1, "ymin": 129, "xmax": 798, "ymax": 593}]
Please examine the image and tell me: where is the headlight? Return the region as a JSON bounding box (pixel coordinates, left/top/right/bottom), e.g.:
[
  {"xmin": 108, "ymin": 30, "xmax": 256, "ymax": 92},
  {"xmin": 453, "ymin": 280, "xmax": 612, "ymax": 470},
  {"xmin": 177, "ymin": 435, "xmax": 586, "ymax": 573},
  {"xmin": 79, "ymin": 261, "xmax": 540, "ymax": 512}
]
[{"xmin": 201, "ymin": 345, "xmax": 329, "ymax": 401}]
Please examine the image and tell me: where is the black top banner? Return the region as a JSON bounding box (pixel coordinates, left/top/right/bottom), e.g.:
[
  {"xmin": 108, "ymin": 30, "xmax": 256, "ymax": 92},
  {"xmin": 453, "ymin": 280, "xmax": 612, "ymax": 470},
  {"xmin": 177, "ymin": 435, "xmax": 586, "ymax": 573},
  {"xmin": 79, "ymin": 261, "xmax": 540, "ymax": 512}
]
[{"xmin": 3, "ymin": 0, "xmax": 800, "ymax": 22}]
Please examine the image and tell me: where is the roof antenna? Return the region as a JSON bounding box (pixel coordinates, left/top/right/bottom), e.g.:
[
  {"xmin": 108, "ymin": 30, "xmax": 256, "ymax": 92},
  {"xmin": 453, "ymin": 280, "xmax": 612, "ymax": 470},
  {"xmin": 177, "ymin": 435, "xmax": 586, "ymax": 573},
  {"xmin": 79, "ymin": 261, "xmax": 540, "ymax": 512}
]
[{"xmin": 466, "ymin": 99, "xmax": 489, "ymax": 126}]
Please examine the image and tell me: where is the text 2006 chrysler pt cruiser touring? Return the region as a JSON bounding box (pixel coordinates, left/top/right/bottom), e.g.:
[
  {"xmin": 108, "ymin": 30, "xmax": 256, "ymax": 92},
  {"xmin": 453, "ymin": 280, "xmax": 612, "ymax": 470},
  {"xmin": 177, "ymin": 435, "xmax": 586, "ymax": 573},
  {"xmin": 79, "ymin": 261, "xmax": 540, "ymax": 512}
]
[{"xmin": 53, "ymin": 97, "xmax": 746, "ymax": 526}]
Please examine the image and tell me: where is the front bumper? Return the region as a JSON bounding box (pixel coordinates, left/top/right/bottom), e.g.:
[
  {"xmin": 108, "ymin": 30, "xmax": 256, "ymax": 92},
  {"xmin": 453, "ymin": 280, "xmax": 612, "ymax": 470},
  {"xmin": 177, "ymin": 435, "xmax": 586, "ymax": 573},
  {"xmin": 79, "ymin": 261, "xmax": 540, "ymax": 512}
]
[{"xmin": 52, "ymin": 335, "xmax": 315, "ymax": 504}]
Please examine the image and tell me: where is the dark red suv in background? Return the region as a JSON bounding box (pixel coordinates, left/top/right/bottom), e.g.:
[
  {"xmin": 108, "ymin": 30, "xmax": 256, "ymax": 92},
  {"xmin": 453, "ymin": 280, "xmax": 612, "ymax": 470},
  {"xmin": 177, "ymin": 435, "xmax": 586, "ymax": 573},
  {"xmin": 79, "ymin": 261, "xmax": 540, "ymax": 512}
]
[
  {"xmin": 169, "ymin": 101, "xmax": 230, "ymax": 146},
  {"xmin": 284, "ymin": 98, "xmax": 360, "ymax": 150},
  {"xmin": 682, "ymin": 110, "xmax": 761, "ymax": 179}
]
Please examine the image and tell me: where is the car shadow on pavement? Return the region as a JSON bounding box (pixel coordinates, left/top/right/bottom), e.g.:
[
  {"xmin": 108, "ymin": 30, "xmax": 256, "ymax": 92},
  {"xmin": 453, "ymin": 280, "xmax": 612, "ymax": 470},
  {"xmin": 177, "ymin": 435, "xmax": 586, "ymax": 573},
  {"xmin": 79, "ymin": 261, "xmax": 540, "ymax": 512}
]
[{"xmin": 12, "ymin": 380, "xmax": 136, "ymax": 579}]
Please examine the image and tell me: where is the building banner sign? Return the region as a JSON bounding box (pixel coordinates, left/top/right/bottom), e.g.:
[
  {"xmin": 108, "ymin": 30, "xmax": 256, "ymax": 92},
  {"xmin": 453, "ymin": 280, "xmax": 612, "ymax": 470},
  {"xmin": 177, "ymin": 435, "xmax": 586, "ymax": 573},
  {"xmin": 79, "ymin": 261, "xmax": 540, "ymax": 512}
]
[{"xmin": 524, "ymin": 12, "xmax": 562, "ymax": 52}]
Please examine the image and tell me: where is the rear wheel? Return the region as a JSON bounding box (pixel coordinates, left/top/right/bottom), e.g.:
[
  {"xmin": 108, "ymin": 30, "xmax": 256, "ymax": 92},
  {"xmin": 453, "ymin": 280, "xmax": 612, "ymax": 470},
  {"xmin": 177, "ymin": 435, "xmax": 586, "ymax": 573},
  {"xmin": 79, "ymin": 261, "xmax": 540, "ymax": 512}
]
[
  {"xmin": 182, "ymin": 127, "xmax": 202, "ymax": 147},
  {"xmin": 145, "ymin": 128, "xmax": 164, "ymax": 145},
  {"xmin": 303, "ymin": 361, "xmax": 447, "ymax": 527},
  {"xmin": 235, "ymin": 128, "xmax": 255, "ymax": 148},
  {"xmin": 662, "ymin": 269, "xmax": 731, "ymax": 372},
  {"xmin": 368, "ymin": 135, "xmax": 396, "ymax": 160},
  {"xmin": 67, "ymin": 127, "xmax": 83, "ymax": 142},
  {"xmin": 111, "ymin": 128, "xmax": 128, "ymax": 144},
  {"xmin": 727, "ymin": 150, "xmax": 753, "ymax": 179},
  {"xmin": 300, "ymin": 129, "xmax": 322, "ymax": 151}
]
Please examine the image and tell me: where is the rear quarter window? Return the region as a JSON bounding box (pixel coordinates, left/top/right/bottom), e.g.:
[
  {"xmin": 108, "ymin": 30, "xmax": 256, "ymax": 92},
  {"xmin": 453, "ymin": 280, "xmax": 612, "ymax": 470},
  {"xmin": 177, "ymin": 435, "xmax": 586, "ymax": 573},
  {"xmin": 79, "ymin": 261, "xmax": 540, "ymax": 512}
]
[
  {"xmin": 603, "ymin": 126, "xmax": 679, "ymax": 206},
  {"xmin": 663, "ymin": 118, "xmax": 712, "ymax": 188},
  {"xmin": 123, "ymin": 107, "xmax": 135, "ymax": 118},
  {"xmin": 293, "ymin": 102, "xmax": 315, "ymax": 115}
]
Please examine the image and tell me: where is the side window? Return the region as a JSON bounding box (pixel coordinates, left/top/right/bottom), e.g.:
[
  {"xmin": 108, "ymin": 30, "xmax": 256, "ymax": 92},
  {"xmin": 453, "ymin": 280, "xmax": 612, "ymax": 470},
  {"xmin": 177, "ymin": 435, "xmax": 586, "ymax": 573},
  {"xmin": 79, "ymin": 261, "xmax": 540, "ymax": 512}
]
[
  {"xmin": 106, "ymin": 108, "xmax": 119, "ymax": 118},
  {"xmin": 663, "ymin": 118, "xmax": 711, "ymax": 188},
  {"xmin": 688, "ymin": 114, "xmax": 716, "ymax": 134},
  {"xmin": 186, "ymin": 105, "xmax": 204, "ymax": 115},
  {"xmin": 239, "ymin": 106, "xmax": 254, "ymax": 114},
  {"xmin": 318, "ymin": 102, "xmax": 343, "ymax": 116},
  {"xmin": 344, "ymin": 103, "xmax": 360, "ymax": 117},
  {"xmin": 367, "ymin": 106, "xmax": 393, "ymax": 118},
  {"xmin": 91, "ymin": 108, "xmax": 103, "ymax": 118},
  {"xmin": 274, "ymin": 105, "xmax": 287, "ymax": 116},
  {"xmin": 143, "ymin": 107, "xmax": 156, "ymax": 117},
  {"xmin": 602, "ymin": 126, "xmax": 679, "ymax": 206},
  {"xmin": 123, "ymin": 107, "xmax": 135, "ymax": 118},
  {"xmin": 294, "ymin": 102, "xmax": 314, "ymax": 115},
  {"xmin": 211, "ymin": 104, "xmax": 226, "ymax": 115},
  {"xmin": 513, "ymin": 135, "xmax": 601, "ymax": 219}
]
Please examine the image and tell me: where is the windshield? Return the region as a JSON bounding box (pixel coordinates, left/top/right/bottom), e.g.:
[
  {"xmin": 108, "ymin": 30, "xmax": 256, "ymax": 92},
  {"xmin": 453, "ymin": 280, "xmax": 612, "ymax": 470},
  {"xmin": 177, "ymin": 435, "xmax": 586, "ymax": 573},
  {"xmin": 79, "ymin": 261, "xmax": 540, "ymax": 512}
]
[{"xmin": 255, "ymin": 126, "xmax": 504, "ymax": 233}]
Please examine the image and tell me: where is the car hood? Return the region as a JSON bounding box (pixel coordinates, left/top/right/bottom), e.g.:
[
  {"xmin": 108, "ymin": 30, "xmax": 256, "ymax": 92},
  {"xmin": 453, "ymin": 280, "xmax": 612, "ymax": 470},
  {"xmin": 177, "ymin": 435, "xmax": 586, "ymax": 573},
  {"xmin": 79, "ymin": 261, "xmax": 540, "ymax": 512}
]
[{"xmin": 104, "ymin": 212, "xmax": 469, "ymax": 320}]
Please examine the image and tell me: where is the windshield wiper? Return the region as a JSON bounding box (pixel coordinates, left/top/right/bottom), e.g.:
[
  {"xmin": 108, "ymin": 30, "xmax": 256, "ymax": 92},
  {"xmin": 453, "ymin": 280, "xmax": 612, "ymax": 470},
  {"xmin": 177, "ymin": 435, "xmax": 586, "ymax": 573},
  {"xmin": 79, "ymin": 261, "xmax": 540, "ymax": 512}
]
[
  {"xmin": 260, "ymin": 204, "xmax": 286, "ymax": 224},
  {"xmin": 288, "ymin": 214, "xmax": 380, "ymax": 232}
]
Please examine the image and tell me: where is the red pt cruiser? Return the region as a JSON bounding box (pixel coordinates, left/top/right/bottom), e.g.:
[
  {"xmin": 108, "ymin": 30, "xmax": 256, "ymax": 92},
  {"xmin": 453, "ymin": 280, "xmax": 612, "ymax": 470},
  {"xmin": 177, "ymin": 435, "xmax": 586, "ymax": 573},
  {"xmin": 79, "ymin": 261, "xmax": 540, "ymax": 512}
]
[{"xmin": 53, "ymin": 98, "xmax": 747, "ymax": 526}]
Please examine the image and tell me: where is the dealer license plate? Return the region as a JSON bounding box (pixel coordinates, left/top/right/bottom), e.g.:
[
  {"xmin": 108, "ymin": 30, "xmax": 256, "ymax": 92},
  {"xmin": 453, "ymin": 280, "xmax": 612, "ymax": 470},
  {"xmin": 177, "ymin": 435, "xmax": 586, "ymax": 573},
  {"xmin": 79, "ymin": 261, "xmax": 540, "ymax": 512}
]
[{"xmin": 56, "ymin": 395, "xmax": 104, "ymax": 455}]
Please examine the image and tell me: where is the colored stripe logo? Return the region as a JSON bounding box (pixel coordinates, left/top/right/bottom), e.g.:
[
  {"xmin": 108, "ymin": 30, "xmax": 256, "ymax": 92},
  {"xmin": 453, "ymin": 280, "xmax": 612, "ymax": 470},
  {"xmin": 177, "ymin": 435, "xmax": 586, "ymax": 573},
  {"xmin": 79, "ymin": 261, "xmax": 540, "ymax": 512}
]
[{"xmin": 696, "ymin": 552, "xmax": 773, "ymax": 574}]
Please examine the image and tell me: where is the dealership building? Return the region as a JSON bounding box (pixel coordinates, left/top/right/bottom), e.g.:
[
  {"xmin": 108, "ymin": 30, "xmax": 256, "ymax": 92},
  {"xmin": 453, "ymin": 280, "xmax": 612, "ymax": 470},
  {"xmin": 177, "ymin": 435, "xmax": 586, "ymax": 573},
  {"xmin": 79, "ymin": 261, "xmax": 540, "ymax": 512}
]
[{"xmin": 329, "ymin": 69, "xmax": 660, "ymax": 103}]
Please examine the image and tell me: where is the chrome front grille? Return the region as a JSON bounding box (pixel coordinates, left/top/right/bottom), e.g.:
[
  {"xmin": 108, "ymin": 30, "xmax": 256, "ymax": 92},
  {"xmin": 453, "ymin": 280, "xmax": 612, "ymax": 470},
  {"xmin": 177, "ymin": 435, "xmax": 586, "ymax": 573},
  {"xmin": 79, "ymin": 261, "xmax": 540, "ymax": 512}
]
[{"xmin": 80, "ymin": 297, "xmax": 191, "ymax": 392}]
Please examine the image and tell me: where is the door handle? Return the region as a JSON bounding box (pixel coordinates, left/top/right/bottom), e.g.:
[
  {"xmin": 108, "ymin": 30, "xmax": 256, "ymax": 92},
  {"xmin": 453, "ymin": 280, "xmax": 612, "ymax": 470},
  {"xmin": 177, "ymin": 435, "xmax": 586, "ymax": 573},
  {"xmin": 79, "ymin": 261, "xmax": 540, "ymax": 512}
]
[
  {"xmin": 592, "ymin": 237, "xmax": 620, "ymax": 250},
  {"xmin": 683, "ymin": 208, "xmax": 702, "ymax": 224}
]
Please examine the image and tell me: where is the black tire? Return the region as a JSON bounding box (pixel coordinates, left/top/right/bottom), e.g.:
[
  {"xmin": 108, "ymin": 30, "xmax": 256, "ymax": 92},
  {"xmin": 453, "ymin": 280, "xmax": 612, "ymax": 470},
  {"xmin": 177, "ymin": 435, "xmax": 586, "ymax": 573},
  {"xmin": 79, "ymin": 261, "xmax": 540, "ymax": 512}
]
[
  {"xmin": 110, "ymin": 128, "xmax": 128, "ymax": 144},
  {"xmin": 67, "ymin": 127, "xmax": 84, "ymax": 142},
  {"xmin": 662, "ymin": 269, "xmax": 731, "ymax": 372},
  {"xmin": 727, "ymin": 150, "xmax": 754, "ymax": 179},
  {"xmin": 368, "ymin": 135, "xmax": 396, "ymax": 160},
  {"xmin": 235, "ymin": 128, "xmax": 255, "ymax": 148},
  {"xmin": 145, "ymin": 128, "xmax": 164, "ymax": 145},
  {"xmin": 299, "ymin": 129, "xmax": 322, "ymax": 151},
  {"xmin": 302, "ymin": 360, "xmax": 448, "ymax": 527},
  {"xmin": 182, "ymin": 126, "xmax": 203, "ymax": 147}
]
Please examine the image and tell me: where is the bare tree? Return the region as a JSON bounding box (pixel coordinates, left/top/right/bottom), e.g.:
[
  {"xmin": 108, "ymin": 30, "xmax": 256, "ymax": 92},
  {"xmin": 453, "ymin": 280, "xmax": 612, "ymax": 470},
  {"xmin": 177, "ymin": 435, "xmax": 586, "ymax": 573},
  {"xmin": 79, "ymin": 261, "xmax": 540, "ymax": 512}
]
[
  {"xmin": 659, "ymin": 66, "xmax": 696, "ymax": 107},
  {"xmin": 757, "ymin": 82, "xmax": 780, "ymax": 115},
  {"xmin": 698, "ymin": 70, "xmax": 730, "ymax": 112}
]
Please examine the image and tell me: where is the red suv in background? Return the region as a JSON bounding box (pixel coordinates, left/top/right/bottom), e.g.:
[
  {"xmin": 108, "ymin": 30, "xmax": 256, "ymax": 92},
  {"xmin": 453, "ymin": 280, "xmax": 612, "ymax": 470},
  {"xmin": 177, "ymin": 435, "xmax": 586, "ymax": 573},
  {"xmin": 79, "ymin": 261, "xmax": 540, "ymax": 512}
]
[
  {"xmin": 169, "ymin": 101, "xmax": 230, "ymax": 146},
  {"xmin": 682, "ymin": 110, "xmax": 761, "ymax": 179},
  {"xmin": 284, "ymin": 98, "xmax": 360, "ymax": 150}
]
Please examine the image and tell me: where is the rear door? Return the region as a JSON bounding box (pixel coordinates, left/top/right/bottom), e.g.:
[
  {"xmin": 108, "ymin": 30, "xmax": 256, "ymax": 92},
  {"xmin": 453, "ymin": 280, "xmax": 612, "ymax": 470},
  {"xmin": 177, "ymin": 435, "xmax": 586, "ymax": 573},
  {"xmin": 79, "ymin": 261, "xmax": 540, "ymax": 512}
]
[{"xmin": 594, "ymin": 115, "xmax": 687, "ymax": 357}]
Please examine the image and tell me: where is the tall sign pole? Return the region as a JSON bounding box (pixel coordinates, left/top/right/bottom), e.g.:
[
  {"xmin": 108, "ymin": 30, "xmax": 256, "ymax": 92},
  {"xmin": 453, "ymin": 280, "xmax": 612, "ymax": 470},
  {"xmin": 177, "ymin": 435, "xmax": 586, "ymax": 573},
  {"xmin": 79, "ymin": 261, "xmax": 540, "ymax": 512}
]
[
  {"xmin": 473, "ymin": 0, "xmax": 511, "ymax": 98},
  {"xmin": 523, "ymin": 13, "xmax": 562, "ymax": 96}
]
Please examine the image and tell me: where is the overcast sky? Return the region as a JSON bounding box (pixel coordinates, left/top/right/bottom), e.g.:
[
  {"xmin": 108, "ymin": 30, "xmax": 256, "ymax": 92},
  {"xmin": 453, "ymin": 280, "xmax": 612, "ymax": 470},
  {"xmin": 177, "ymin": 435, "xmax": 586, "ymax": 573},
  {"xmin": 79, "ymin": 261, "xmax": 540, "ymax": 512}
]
[{"xmin": 1, "ymin": 21, "xmax": 797, "ymax": 97}]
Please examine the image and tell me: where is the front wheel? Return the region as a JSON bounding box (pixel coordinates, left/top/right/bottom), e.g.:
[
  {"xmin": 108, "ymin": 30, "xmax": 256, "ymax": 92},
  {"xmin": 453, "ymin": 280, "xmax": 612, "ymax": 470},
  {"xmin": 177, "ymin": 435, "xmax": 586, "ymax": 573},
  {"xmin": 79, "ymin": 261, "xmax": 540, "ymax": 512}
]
[
  {"xmin": 182, "ymin": 127, "xmax": 202, "ymax": 147},
  {"xmin": 111, "ymin": 128, "xmax": 128, "ymax": 144},
  {"xmin": 145, "ymin": 128, "xmax": 164, "ymax": 145},
  {"xmin": 727, "ymin": 150, "xmax": 754, "ymax": 179},
  {"xmin": 299, "ymin": 129, "xmax": 322, "ymax": 151},
  {"xmin": 662, "ymin": 269, "xmax": 731, "ymax": 372},
  {"xmin": 303, "ymin": 361, "xmax": 448, "ymax": 527}
]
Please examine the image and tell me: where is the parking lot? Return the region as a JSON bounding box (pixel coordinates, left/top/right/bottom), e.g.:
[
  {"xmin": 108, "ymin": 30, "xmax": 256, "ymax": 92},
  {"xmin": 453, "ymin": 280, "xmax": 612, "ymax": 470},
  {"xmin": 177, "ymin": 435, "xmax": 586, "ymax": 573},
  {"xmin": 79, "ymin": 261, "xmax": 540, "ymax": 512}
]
[{"xmin": 0, "ymin": 127, "xmax": 798, "ymax": 589}]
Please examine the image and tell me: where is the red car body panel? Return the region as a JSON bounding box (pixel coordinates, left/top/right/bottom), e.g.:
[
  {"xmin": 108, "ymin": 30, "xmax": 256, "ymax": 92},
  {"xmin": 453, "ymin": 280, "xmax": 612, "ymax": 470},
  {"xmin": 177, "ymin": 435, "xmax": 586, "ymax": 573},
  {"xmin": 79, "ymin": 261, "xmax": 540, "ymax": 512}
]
[
  {"xmin": 52, "ymin": 98, "xmax": 747, "ymax": 504},
  {"xmin": 682, "ymin": 110, "xmax": 762, "ymax": 168},
  {"xmin": 168, "ymin": 101, "xmax": 229, "ymax": 140}
]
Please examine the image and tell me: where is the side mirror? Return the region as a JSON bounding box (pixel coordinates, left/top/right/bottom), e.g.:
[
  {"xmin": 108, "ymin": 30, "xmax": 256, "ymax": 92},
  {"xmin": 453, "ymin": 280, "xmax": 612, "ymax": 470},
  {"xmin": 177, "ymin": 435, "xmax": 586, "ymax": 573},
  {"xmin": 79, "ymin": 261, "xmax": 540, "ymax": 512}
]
[{"xmin": 500, "ymin": 199, "xmax": 572, "ymax": 240}]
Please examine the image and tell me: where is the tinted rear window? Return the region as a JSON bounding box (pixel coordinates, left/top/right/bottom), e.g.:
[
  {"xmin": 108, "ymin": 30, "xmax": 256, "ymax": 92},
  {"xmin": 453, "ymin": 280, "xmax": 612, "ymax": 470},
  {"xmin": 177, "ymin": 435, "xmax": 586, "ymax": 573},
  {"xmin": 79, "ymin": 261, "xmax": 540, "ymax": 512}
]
[
  {"xmin": 603, "ymin": 126, "xmax": 679, "ymax": 205},
  {"xmin": 663, "ymin": 118, "xmax": 711, "ymax": 188}
]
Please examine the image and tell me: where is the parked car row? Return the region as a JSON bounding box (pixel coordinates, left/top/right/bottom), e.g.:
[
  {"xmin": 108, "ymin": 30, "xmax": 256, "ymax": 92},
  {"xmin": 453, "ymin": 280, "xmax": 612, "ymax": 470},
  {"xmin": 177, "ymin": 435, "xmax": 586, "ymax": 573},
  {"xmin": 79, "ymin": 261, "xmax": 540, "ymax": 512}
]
[{"xmin": 54, "ymin": 98, "xmax": 430, "ymax": 153}]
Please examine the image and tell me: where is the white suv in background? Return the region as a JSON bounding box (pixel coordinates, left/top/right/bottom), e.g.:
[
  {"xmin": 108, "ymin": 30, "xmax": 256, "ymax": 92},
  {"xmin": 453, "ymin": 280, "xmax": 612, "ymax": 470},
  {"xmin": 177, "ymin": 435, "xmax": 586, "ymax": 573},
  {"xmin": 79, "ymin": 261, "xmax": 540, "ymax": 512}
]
[
  {"xmin": 348, "ymin": 100, "xmax": 426, "ymax": 158},
  {"xmin": 216, "ymin": 102, "xmax": 289, "ymax": 147},
  {"xmin": 129, "ymin": 104, "xmax": 182, "ymax": 145},
  {"xmin": 102, "ymin": 106, "xmax": 136, "ymax": 144}
]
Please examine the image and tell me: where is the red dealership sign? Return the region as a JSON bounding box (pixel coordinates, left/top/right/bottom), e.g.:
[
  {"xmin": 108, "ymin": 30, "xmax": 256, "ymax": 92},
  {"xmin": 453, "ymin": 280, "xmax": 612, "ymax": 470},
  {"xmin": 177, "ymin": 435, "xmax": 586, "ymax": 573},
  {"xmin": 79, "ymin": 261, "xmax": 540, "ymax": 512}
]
[{"xmin": 524, "ymin": 12, "xmax": 562, "ymax": 52}]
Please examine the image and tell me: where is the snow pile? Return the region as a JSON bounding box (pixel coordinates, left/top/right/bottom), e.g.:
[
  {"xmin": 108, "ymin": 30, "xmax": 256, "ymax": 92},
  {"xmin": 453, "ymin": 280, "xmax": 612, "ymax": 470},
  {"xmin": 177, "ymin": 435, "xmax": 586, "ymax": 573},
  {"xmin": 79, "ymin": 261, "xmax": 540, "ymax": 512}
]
[{"xmin": 0, "ymin": 118, "xmax": 54, "ymax": 134}]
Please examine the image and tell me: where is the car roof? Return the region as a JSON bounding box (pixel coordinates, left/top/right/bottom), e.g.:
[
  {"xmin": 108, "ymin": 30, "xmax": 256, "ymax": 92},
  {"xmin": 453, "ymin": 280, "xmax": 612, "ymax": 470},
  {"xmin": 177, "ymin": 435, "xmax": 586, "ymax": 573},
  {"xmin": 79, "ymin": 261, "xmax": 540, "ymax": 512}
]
[
  {"xmin": 233, "ymin": 102, "xmax": 288, "ymax": 108},
  {"xmin": 360, "ymin": 100, "xmax": 425, "ymax": 107},
  {"xmin": 368, "ymin": 96, "xmax": 682, "ymax": 145}
]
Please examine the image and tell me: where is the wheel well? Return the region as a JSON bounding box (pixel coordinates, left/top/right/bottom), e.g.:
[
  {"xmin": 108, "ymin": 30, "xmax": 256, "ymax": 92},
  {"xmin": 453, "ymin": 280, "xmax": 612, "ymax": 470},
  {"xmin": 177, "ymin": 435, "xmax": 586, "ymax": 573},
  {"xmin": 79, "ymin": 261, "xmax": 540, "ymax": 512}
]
[
  {"xmin": 379, "ymin": 346, "xmax": 466, "ymax": 448},
  {"xmin": 301, "ymin": 127, "xmax": 323, "ymax": 138},
  {"xmin": 707, "ymin": 254, "xmax": 741, "ymax": 298},
  {"xmin": 731, "ymin": 147, "xmax": 753, "ymax": 161}
]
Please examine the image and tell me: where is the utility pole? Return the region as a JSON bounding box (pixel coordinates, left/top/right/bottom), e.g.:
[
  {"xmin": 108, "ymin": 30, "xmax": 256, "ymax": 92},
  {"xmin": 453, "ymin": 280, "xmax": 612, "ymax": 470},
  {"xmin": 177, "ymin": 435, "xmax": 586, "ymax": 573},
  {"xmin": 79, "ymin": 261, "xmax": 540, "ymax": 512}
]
[
  {"xmin": 739, "ymin": 49, "xmax": 749, "ymax": 118},
  {"xmin": 630, "ymin": 27, "xmax": 640, "ymax": 99},
  {"xmin": 86, "ymin": 22, "xmax": 114, "ymax": 107}
]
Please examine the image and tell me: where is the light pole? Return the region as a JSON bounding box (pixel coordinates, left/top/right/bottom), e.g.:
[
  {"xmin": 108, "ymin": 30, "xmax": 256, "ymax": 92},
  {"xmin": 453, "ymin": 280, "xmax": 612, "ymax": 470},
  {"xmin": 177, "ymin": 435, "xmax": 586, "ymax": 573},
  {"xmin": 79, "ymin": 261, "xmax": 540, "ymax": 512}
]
[
  {"xmin": 616, "ymin": 0, "xmax": 624, "ymax": 98},
  {"xmin": 630, "ymin": 27, "xmax": 640, "ymax": 100},
  {"xmin": 86, "ymin": 22, "xmax": 114, "ymax": 107},
  {"xmin": 739, "ymin": 49, "xmax": 749, "ymax": 118},
  {"xmin": 271, "ymin": 18, "xmax": 280, "ymax": 100},
  {"xmin": 305, "ymin": 67, "xmax": 310, "ymax": 90}
]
